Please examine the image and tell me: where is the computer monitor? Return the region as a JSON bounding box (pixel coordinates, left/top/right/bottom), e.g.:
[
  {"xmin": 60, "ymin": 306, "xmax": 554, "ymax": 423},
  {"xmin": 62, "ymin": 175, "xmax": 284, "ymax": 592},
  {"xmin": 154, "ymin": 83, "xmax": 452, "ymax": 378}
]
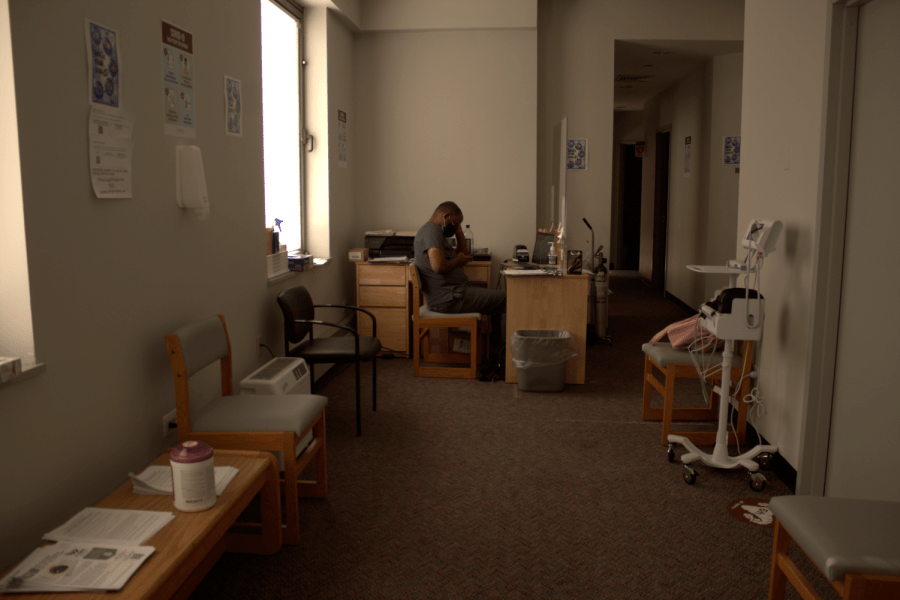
[{"xmin": 531, "ymin": 230, "xmax": 556, "ymax": 264}]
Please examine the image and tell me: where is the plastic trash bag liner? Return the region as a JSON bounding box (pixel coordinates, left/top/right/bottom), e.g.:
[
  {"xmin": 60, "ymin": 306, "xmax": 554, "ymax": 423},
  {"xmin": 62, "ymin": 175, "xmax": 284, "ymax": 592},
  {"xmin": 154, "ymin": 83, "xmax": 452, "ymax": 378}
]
[{"xmin": 510, "ymin": 330, "xmax": 581, "ymax": 369}]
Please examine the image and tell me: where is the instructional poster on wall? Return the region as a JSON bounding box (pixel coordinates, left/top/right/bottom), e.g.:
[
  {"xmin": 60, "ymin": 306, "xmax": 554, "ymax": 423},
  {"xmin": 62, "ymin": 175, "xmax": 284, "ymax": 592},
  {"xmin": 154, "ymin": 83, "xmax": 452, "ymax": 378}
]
[
  {"xmin": 338, "ymin": 110, "xmax": 347, "ymax": 168},
  {"xmin": 85, "ymin": 19, "xmax": 133, "ymax": 198},
  {"xmin": 88, "ymin": 105, "xmax": 135, "ymax": 198},
  {"xmin": 225, "ymin": 76, "xmax": 242, "ymax": 137},
  {"xmin": 161, "ymin": 21, "xmax": 195, "ymax": 138},
  {"xmin": 567, "ymin": 139, "xmax": 587, "ymax": 170},
  {"xmin": 684, "ymin": 136, "xmax": 691, "ymax": 177}
]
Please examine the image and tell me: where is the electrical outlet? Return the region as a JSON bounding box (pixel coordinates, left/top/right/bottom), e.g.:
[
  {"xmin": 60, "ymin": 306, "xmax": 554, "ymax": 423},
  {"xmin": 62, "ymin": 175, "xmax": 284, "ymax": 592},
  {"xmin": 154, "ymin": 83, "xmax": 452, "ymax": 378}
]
[
  {"xmin": 162, "ymin": 409, "xmax": 177, "ymax": 438},
  {"xmin": 256, "ymin": 336, "xmax": 263, "ymax": 358}
]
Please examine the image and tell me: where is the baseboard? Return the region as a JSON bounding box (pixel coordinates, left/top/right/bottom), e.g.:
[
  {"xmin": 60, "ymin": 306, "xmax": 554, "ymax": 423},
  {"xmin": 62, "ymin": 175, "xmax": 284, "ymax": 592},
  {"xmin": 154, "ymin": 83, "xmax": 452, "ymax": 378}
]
[{"xmin": 744, "ymin": 421, "xmax": 798, "ymax": 493}]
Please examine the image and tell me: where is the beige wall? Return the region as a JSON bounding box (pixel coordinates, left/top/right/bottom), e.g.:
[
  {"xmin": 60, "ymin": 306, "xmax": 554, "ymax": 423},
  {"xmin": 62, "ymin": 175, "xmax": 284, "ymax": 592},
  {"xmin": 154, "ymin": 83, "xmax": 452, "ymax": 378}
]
[
  {"xmin": 737, "ymin": 0, "xmax": 829, "ymax": 469},
  {"xmin": 360, "ymin": 0, "xmax": 535, "ymax": 31},
  {"xmin": 353, "ymin": 28, "xmax": 537, "ymax": 284},
  {"xmin": 703, "ymin": 53, "xmax": 743, "ymax": 301},
  {"xmin": 0, "ymin": 0, "xmax": 358, "ymax": 570}
]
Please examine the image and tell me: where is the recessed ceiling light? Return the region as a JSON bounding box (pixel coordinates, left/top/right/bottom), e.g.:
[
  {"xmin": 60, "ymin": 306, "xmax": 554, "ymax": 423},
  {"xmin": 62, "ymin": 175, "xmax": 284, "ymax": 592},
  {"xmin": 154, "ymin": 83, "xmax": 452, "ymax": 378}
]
[{"xmin": 651, "ymin": 50, "xmax": 671, "ymax": 55}]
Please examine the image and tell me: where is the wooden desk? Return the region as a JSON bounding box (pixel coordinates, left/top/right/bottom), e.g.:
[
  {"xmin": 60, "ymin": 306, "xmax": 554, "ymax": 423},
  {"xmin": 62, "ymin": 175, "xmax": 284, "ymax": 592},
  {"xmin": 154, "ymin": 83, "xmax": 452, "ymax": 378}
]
[
  {"xmin": 14, "ymin": 449, "xmax": 281, "ymax": 600},
  {"xmin": 504, "ymin": 273, "xmax": 589, "ymax": 385}
]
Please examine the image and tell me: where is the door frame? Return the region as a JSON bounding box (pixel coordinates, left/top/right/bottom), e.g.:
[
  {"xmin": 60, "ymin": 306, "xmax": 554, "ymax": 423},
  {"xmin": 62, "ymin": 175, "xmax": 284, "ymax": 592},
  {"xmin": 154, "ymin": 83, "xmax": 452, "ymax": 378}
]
[
  {"xmin": 650, "ymin": 128, "xmax": 671, "ymax": 290},
  {"xmin": 796, "ymin": 0, "xmax": 867, "ymax": 496}
]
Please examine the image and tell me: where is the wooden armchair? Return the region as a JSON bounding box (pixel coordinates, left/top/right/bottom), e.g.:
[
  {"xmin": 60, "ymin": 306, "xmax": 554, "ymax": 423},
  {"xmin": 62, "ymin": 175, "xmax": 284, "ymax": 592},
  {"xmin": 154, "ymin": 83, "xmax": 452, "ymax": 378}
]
[{"xmin": 165, "ymin": 314, "xmax": 327, "ymax": 545}]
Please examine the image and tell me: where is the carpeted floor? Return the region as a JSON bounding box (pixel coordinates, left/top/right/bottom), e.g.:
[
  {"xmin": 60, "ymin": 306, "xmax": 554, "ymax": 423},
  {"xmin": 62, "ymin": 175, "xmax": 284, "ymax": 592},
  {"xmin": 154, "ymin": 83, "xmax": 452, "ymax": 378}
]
[{"xmin": 191, "ymin": 274, "xmax": 838, "ymax": 599}]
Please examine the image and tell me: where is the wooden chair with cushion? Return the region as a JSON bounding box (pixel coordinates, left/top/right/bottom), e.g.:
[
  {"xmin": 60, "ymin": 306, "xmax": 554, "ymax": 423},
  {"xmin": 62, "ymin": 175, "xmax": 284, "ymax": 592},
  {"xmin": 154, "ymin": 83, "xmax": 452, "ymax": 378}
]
[
  {"xmin": 277, "ymin": 285, "xmax": 380, "ymax": 437},
  {"xmin": 768, "ymin": 496, "xmax": 900, "ymax": 600},
  {"xmin": 165, "ymin": 314, "xmax": 327, "ymax": 546},
  {"xmin": 641, "ymin": 339, "xmax": 753, "ymax": 448},
  {"xmin": 409, "ymin": 264, "xmax": 487, "ymax": 379}
]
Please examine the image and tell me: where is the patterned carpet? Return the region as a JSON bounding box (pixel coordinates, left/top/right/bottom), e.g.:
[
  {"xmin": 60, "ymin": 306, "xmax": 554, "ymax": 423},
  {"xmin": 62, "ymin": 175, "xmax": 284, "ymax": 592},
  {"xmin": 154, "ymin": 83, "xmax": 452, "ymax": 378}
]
[{"xmin": 191, "ymin": 274, "xmax": 838, "ymax": 599}]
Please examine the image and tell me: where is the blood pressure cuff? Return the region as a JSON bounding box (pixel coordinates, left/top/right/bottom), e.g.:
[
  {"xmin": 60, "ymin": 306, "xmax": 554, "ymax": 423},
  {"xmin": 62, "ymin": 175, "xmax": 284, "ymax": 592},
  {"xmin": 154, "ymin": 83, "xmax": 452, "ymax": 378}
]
[{"xmin": 706, "ymin": 288, "xmax": 764, "ymax": 315}]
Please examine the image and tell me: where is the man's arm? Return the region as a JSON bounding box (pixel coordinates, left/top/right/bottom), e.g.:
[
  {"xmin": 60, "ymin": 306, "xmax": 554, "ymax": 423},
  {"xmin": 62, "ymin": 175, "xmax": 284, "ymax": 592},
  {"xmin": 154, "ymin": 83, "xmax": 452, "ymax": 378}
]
[{"xmin": 427, "ymin": 246, "xmax": 472, "ymax": 274}]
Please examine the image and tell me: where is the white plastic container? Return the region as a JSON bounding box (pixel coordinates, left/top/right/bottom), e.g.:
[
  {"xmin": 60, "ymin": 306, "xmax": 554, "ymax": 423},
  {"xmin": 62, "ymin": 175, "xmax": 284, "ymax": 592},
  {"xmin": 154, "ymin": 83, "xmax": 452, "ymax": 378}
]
[
  {"xmin": 170, "ymin": 441, "xmax": 216, "ymax": 512},
  {"xmin": 464, "ymin": 225, "xmax": 474, "ymax": 253},
  {"xmin": 547, "ymin": 242, "xmax": 558, "ymax": 266}
]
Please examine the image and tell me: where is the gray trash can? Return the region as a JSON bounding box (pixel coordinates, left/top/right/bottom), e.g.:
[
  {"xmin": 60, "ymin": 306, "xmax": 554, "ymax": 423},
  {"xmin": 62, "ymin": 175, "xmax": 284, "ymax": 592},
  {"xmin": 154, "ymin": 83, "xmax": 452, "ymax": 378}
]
[{"xmin": 510, "ymin": 330, "xmax": 579, "ymax": 392}]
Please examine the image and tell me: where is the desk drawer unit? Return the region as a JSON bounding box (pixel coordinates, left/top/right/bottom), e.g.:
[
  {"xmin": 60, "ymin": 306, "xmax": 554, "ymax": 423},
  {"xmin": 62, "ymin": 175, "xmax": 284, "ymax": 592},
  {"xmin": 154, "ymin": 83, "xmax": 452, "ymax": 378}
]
[
  {"xmin": 464, "ymin": 262, "xmax": 491, "ymax": 286},
  {"xmin": 356, "ymin": 262, "xmax": 409, "ymax": 356}
]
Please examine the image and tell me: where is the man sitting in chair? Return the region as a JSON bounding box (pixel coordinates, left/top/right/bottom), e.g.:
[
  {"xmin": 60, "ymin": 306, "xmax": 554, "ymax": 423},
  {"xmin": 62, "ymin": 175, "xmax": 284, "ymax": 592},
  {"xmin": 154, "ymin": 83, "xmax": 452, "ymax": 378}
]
[{"xmin": 414, "ymin": 201, "xmax": 506, "ymax": 380}]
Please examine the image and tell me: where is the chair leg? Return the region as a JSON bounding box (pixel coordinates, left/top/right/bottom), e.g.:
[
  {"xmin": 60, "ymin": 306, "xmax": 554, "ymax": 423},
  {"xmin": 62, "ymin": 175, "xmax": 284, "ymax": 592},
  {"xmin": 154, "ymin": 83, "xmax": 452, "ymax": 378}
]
[
  {"xmin": 281, "ymin": 432, "xmax": 301, "ymax": 546},
  {"xmin": 355, "ymin": 357, "xmax": 361, "ymax": 436},
  {"xmin": 661, "ymin": 365, "xmax": 677, "ymax": 446},
  {"xmin": 372, "ymin": 356, "xmax": 377, "ymax": 412},
  {"xmin": 641, "ymin": 356, "xmax": 654, "ymax": 420}
]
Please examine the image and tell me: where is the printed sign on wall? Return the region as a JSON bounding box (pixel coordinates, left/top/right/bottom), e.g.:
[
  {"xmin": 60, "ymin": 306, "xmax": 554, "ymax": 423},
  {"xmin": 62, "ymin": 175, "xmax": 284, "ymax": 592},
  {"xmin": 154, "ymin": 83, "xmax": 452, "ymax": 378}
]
[
  {"xmin": 338, "ymin": 110, "xmax": 347, "ymax": 168},
  {"xmin": 162, "ymin": 21, "xmax": 195, "ymax": 138},
  {"xmin": 684, "ymin": 136, "xmax": 691, "ymax": 177},
  {"xmin": 724, "ymin": 136, "xmax": 741, "ymax": 165},
  {"xmin": 567, "ymin": 139, "xmax": 588, "ymax": 170}
]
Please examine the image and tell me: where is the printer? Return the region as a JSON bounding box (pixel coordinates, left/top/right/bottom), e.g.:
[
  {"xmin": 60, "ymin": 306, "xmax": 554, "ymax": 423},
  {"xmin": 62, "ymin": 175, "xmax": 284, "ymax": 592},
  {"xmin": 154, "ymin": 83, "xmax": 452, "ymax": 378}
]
[{"xmin": 364, "ymin": 232, "xmax": 415, "ymax": 258}]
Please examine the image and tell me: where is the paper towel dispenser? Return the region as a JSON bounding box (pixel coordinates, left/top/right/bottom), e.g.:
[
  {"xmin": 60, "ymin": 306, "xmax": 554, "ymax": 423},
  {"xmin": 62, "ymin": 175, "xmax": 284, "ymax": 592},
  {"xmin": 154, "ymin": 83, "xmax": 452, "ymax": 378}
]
[{"xmin": 176, "ymin": 145, "xmax": 209, "ymax": 217}]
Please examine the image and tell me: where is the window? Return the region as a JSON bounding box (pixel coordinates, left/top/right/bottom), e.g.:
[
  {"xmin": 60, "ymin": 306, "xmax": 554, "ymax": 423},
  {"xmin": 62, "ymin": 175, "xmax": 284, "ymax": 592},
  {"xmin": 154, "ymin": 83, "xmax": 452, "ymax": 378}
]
[
  {"xmin": 1, "ymin": 0, "xmax": 38, "ymax": 376},
  {"xmin": 261, "ymin": 0, "xmax": 304, "ymax": 252}
]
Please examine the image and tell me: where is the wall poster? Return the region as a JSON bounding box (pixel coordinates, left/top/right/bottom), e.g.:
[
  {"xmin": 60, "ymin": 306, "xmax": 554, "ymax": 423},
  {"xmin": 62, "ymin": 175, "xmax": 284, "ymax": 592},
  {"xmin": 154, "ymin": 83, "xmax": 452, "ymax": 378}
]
[
  {"xmin": 338, "ymin": 110, "xmax": 347, "ymax": 168},
  {"xmin": 567, "ymin": 139, "xmax": 587, "ymax": 170},
  {"xmin": 225, "ymin": 76, "xmax": 242, "ymax": 137},
  {"xmin": 684, "ymin": 136, "xmax": 692, "ymax": 177},
  {"xmin": 85, "ymin": 19, "xmax": 133, "ymax": 198},
  {"xmin": 161, "ymin": 21, "xmax": 195, "ymax": 138},
  {"xmin": 723, "ymin": 136, "xmax": 741, "ymax": 165}
]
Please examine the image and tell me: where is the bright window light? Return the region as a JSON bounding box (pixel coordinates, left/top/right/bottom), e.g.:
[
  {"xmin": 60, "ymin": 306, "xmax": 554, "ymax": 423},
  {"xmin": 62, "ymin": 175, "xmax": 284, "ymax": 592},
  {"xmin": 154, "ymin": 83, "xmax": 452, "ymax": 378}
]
[{"xmin": 261, "ymin": 0, "xmax": 301, "ymax": 251}]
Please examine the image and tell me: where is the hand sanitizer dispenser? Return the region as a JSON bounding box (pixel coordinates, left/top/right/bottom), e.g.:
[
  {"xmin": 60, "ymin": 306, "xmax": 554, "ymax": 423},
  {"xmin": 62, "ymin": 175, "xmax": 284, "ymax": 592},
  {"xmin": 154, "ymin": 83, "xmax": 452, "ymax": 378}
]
[{"xmin": 176, "ymin": 145, "xmax": 209, "ymax": 219}]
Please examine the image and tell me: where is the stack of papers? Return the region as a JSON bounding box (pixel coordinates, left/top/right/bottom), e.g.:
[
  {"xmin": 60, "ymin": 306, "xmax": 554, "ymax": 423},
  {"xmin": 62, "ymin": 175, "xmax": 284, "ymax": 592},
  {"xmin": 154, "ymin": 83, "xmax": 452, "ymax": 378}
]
[
  {"xmin": 43, "ymin": 507, "xmax": 174, "ymax": 546},
  {"xmin": 0, "ymin": 542, "xmax": 155, "ymax": 593},
  {"xmin": 0, "ymin": 507, "xmax": 175, "ymax": 593},
  {"xmin": 369, "ymin": 256, "xmax": 410, "ymax": 263},
  {"xmin": 129, "ymin": 465, "xmax": 239, "ymax": 496}
]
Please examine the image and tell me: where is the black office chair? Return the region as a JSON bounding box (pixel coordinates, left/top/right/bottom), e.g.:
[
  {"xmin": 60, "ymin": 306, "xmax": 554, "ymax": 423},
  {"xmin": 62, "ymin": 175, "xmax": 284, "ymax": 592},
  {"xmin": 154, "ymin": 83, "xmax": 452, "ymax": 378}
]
[{"xmin": 277, "ymin": 286, "xmax": 381, "ymax": 436}]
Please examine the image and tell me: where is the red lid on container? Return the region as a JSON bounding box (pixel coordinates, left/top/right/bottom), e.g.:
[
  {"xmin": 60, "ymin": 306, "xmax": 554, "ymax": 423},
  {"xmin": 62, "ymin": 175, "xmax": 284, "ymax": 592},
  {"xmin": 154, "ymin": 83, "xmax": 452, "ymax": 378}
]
[{"xmin": 169, "ymin": 440, "xmax": 213, "ymax": 463}]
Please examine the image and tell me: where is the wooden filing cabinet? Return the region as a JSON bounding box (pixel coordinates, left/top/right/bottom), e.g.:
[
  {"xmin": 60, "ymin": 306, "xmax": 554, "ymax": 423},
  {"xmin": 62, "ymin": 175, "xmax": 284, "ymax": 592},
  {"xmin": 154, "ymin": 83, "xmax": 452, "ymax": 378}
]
[
  {"xmin": 464, "ymin": 259, "xmax": 492, "ymax": 287},
  {"xmin": 356, "ymin": 262, "xmax": 410, "ymax": 356}
]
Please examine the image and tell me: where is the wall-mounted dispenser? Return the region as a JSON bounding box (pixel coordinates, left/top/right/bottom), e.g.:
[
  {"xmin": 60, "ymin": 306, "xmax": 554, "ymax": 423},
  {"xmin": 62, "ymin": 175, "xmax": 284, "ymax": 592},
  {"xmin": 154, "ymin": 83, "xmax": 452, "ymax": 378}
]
[{"xmin": 176, "ymin": 145, "xmax": 209, "ymax": 220}]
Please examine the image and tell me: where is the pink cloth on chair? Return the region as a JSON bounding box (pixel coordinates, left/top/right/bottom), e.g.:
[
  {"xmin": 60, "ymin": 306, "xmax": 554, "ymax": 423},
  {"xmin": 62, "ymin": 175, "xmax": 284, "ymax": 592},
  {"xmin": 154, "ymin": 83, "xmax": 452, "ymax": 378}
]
[{"xmin": 649, "ymin": 315, "xmax": 719, "ymax": 349}]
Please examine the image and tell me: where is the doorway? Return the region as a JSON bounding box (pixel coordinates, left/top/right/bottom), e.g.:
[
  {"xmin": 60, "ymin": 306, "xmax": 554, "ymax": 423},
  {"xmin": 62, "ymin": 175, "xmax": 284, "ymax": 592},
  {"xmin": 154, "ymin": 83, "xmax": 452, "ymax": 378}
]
[
  {"xmin": 615, "ymin": 144, "xmax": 642, "ymax": 270},
  {"xmin": 650, "ymin": 129, "xmax": 670, "ymax": 290}
]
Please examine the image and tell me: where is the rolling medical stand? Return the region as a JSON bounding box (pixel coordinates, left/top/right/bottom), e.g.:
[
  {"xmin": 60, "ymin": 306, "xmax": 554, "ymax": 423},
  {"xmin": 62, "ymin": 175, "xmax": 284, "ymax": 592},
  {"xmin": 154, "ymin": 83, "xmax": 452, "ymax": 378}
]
[{"xmin": 667, "ymin": 220, "xmax": 782, "ymax": 491}]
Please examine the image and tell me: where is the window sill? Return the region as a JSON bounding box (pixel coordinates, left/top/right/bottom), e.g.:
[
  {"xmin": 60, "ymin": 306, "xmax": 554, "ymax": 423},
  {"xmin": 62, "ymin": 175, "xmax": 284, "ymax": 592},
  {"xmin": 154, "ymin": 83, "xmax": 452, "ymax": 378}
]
[
  {"xmin": 0, "ymin": 362, "xmax": 46, "ymax": 388},
  {"xmin": 266, "ymin": 257, "xmax": 331, "ymax": 286}
]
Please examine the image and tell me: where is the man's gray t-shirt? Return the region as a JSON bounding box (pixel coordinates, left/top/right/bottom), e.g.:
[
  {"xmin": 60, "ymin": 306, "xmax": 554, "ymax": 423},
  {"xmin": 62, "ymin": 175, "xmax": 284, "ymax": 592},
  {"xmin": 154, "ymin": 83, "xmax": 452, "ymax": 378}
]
[{"xmin": 414, "ymin": 222, "xmax": 468, "ymax": 309}]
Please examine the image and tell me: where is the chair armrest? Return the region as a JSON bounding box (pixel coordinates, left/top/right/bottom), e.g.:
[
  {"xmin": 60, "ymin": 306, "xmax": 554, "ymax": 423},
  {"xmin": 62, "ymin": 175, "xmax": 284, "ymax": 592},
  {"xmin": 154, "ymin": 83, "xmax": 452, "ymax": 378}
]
[
  {"xmin": 291, "ymin": 318, "xmax": 360, "ymax": 340},
  {"xmin": 312, "ymin": 304, "xmax": 377, "ymax": 337}
]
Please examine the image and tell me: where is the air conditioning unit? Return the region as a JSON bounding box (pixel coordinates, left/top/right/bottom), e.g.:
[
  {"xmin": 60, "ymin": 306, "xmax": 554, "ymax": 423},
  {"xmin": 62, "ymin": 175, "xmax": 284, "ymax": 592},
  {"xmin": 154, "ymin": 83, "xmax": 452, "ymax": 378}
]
[{"xmin": 240, "ymin": 357, "xmax": 313, "ymax": 470}]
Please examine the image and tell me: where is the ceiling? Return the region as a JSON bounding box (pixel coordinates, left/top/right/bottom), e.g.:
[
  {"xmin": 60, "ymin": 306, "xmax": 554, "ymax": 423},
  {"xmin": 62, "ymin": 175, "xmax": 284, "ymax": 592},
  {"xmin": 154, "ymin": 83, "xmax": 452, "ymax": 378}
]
[{"xmin": 614, "ymin": 40, "xmax": 744, "ymax": 111}]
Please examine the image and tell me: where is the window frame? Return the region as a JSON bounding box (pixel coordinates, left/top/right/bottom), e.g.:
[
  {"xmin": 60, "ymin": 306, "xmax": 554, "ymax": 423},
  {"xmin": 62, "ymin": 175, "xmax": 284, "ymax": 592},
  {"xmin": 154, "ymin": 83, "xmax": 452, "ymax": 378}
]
[{"xmin": 261, "ymin": 0, "xmax": 307, "ymax": 253}]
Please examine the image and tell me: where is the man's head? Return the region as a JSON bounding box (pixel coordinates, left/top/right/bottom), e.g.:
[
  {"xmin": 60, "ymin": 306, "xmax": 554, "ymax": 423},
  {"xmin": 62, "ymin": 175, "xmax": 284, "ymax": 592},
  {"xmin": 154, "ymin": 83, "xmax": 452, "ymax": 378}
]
[{"xmin": 431, "ymin": 201, "xmax": 463, "ymax": 236}]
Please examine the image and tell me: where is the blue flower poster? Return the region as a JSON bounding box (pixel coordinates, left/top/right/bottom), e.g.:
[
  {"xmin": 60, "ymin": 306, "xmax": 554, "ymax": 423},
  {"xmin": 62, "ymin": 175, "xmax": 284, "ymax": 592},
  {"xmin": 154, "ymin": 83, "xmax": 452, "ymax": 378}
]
[{"xmin": 85, "ymin": 20, "xmax": 121, "ymax": 109}]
